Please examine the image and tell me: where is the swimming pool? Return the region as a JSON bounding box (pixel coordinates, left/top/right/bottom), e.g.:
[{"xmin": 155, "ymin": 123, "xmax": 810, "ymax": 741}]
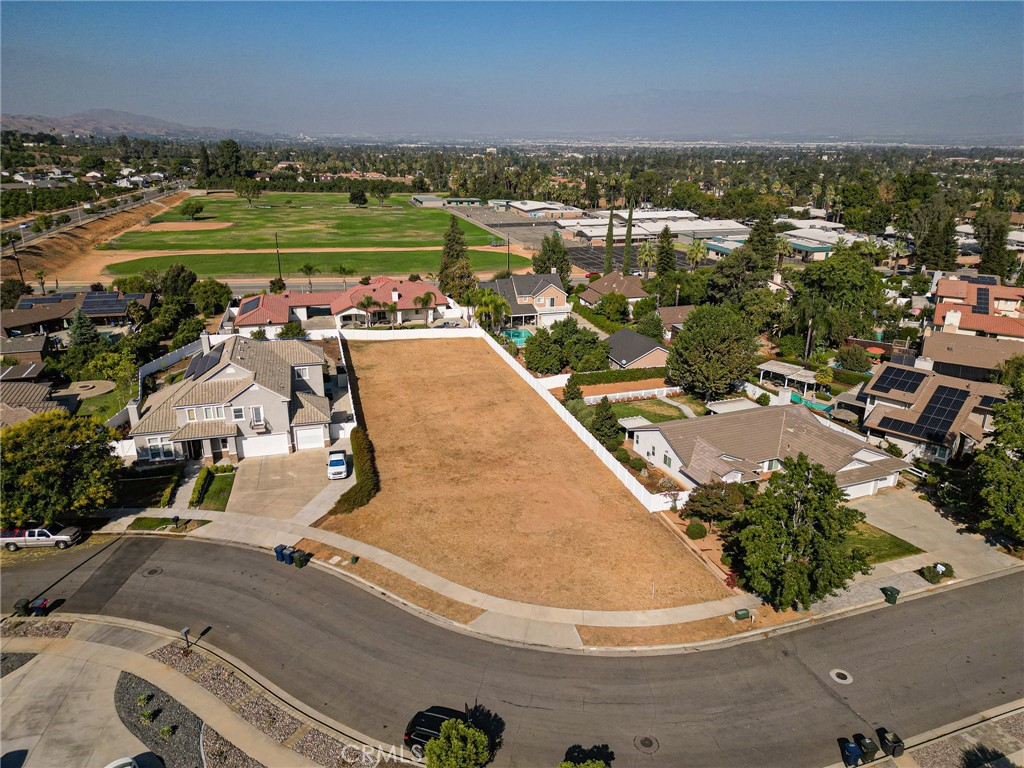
[{"xmin": 502, "ymin": 328, "xmax": 533, "ymax": 347}]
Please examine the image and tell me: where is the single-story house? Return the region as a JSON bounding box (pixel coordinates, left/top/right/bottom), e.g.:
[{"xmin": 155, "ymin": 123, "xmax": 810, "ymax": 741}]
[
  {"xmin": 657, "ymin": 305, "xmax": 695, "ymax": 340},
  {"xmin": 0, "ymin": 333, "xmax": 52, "ymax": 365},
  {"xmin": 918, "ymin": 333, "xmax": 1024, "ymax": 383},
  {"xmin": 632, "ymin": 404, "xmax": 909, "ymax": 499},
  {"xmin": 0, "ymin": 380, "xmax": 68, "ymax": 428},
  {"xmin": 606, "ymin": 328, "xmax": 669, "ymax": 370},
  {"xmin": 1, "ymin": 291, "xmax": 153, "ymax": 337},
  {"xmin": 578, "ymin": 272, "xmax": 649, "ymax": 313},
  {"xmin": 129, "ymin": 335, "xmax": 332, "ymax": 464},
  {"xmin": 475, "ymin": 274, "xmax": 570, "ymax": 328},
  {"xmin": 860, "ymin": 362, "xmax": 1007, "ymax": 463}
]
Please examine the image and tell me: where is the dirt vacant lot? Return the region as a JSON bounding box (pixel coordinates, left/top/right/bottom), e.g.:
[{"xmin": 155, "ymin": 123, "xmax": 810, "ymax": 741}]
[{"xmin": 319, "ymin": 338, "xmax": 729, "ymax": 611}]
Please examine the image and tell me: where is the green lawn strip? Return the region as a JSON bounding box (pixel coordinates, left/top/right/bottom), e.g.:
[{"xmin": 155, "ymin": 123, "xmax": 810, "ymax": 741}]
[
  {"xmin": 76, "ymin": 390, "xmax": 127, "ymax": 421},
  {"xmin": 608, "ymin": 400, "xmax": 686, "ymax": 423},
  {"xmin": 127, "ymin": 517, "xmax": 212, "ymax": 531},
  {"xmin": 113, "ymin": 476, "xmax": 175, "ymax": 508},
  {"xmin": 199, "ymin": 474, "xmax": 235, "ymax": 511},
  {"xmin": 115, "ymin": 192, "xmax": 495, "ymax": 250},
  {"xmin": 845, "ymin": 521, "xmax": 924, "ymax": 565},
  {"xmin": 105, "ymin": 249, "xmax": 528, "ymax": 277}
]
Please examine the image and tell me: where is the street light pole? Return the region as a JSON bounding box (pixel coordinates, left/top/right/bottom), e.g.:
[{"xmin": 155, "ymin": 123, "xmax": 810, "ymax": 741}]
[{"xmin": 275, "ymin": 232, "xmax": 282, "ymax": 281}]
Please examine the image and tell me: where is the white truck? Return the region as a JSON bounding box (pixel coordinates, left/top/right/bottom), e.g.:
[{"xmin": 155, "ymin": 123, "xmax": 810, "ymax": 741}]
[{"xmin": 1, "ymin": 523, "xmax": 83, "ymax": 551}]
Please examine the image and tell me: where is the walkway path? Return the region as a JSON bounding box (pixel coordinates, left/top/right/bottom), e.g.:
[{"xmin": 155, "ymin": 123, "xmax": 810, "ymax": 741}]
[
  {"xmin": 658, "ymin": 394, "xmax": 696, "ymax": 418},
  {"xmin": 569, "ymin": 310, "xmax": 609, "ymax": 340}
]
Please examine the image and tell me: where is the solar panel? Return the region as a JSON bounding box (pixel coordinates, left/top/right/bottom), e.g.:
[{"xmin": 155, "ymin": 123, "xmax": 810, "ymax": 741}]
[
  {"xmin": 979, "ymin": 395, "xmax": 1006, "ymax": 409},
  {"xmin": 872, "ymin": 366, "xmax": 926, "ymax": 394},
  {"xmin": 878, "ymin": 385, "xmax": 969, "ymax": 442},
  {"xmin": 974, "ymin": 287, "xmax": 990, "ymax": 315},
  {"xmin": 966, "ymin": 275, "xmax": 998, "ymax": 285},
  {"xmin": 184, "ymin": 344, "xmax": 223, "ymax": 380},
  {"xmin": 239, "ymin": 298, "xmax": 260, "ymax": 314},
  {"xmin": 123, "ymin": 293, "xmax": 146, "ymax": 300}
]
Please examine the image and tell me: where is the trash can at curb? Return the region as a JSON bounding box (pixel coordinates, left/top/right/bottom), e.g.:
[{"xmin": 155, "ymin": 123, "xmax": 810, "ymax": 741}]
[
  {"xmin": 881, "ymin": 586, "xmax": 900, "ymax": 605},
  {"xmin": 295, "ymin": 552, "xmax": 311, "ymax": 569},
  {"xmin": 13, "ymin": 599, "xmax": 30, "ymax": 617},
  {"xmin": 282, "ymin": 547, "xmax": 296, "ymax": 565},
  {"xmin": 274, "ymin": 544, "xmax": 287, "ymax": 563},
  {"xmin": 292, "ymin": 550, "xmax": 307, "ymax": 568},
  {"xmin": 855, "ymin": 735, "xmax": 879, "ymax": 762},
  {"xmin": 880, "ymin": 731, "xmax": 905, "ymax": 757},
  {"xmin": 29, "ymin": 598, "xmax": 48, "ymax": 617}
]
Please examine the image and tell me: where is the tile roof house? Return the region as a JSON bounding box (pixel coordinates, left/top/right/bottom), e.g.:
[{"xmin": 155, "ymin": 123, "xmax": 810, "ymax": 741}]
[
  {"xmin": 860, "ymin": 362, "xmax": 1006, "ymax": 463},
  {"xmin": 632, "ymin": 404, "xmax": 909, "ymax": 499},
  {"xmin": 605, "ymin": 328, "xmax": 669, "ymax": 369},
  {"xmin": 577, "ymin": 272, "xmax": 649, "ymax": 312},
  {"xmin": 918, "ymin": 333, "xmax": 1024, "ymax": 382},
  {"xmin": 656, "ymin": 305, "xmax": 695, "ymax": 340},
  {"xmin": 930, "ymin": 277, "xmax": 1024, "ymax": 340},
  {"xmin": 475, "ymin": 274, "xmax": 570, "ymax": 327},
  {"xmin": 0, "ymin": 380, "xmax": 68, "ymax": 427},
  {"xmin": 128, "ymin": 335, "xmax": 332, "ymax": 463},
  {"xmin": 0, "ymin": 333, "xmax": 53, "ymax": 365},
  {"xmin": 1, "ymin": 292, "xmax": 153, "ymax": 338},
  {"xmin": 231, "ymin": 278, "xmax": 450, "ymax": 333}
]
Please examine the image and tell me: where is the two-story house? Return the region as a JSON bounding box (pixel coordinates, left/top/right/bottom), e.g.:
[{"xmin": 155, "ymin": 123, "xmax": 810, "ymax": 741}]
[
  {"xmin": 475, "ymin": 274, "xmax": 570, "ymax": 327},
  {"xmin": 129, "ymin": 335, "xmax": 332, "ymax": 463},
  {"xmin": 930, "ymin": 275, "xmax": 1024, "ymax": 341}
]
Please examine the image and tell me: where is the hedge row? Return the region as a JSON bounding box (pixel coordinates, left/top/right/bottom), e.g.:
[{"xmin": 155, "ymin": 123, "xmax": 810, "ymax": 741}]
[
  {"xmin": 832, "ymin": 368, "xmax": 873, "ymax": 387},
  {"xmin": 330, "ymin": 427, "xmax": 380, "ymax": 515},
  {"xmin": 569, "ymin": 366, "xmax": 668, "ymax": 387},
  {"xmin": 570, "ymin": 297, "xmax": 625, "ymax": 335},
  {"xmin": 158, "ymin": 465, "xmax": 185, "ymax": 508},
  {"xmin": 189, "ymin": 467, "xmax": 213, "ymax": 508}
]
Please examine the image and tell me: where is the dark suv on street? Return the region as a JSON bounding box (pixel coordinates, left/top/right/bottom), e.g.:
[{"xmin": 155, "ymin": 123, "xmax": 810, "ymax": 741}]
[{"xmin": 403, "ymin": 706, "xmax": 467, "ymax": 759}]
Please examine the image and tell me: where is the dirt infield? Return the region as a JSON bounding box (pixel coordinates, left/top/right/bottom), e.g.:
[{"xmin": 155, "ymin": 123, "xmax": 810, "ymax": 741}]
[
  {"xmin": 142, "ymin": 221, "xmax": 234, "ymax": 231},
  {"xmin": 319, "ymin": 338, "xmax": 729, "ymax": 611}
]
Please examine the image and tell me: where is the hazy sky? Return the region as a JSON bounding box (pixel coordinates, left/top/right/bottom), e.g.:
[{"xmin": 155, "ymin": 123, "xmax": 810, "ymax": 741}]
[{"xmin": 2, "ymin": 1, "xmax": 1022, "ymax": 141}]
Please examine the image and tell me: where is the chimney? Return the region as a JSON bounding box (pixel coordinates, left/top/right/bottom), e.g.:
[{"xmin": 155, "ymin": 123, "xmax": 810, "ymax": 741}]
[
  {"xmin": 201, "ymin": 332, "xmax": 211, "ymax": 354},
  {"xmin": 550, "ymin": 267, "xmax": 557, "ymax": 274},
  {"xmin": 127, "ymin": 398, "xmax": 140, "ymax": 426},
  {"xmin": 391, "ymin": 288, "xmax": 400, "ymax": 302},
  {"xmin": 944, "ymin": 309, "xmax": 961, "ymax": 332}
]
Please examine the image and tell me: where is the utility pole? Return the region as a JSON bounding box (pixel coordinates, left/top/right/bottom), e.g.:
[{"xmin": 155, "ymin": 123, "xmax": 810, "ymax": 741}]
[
  {"xmin": 275, "ymin": 232, "xmax": 282, "ymax": 280},
  {"xmin": 506, "ymin": 238, "xmax": 510, "ymax": 274}
]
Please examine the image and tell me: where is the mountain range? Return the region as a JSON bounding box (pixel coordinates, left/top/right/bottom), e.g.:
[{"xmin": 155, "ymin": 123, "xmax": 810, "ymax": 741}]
[{"xmin": 0, "ymin": 109, "xmax": 281, "ymax": 142}]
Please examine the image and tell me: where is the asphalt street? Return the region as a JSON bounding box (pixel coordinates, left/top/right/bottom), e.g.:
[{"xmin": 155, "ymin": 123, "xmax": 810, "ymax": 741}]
[{"xmin": 3, "ymin": 537, "xmax": 1021, "ymax": 768}]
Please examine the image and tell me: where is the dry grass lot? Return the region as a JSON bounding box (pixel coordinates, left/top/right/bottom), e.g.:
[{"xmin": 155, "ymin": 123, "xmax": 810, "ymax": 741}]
[{"xmin": 319, "ymin": 338, "xmax": 729, "ymax": 611}]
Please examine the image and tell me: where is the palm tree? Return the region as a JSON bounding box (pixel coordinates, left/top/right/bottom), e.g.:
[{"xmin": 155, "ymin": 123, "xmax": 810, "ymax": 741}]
[
  {"xmin": 476, "ymin": 291, "xmax": 510, "ymax": 333},
  {"xmin": 413, "ymin": 291, "xmax": 436, "ymax": 325},
  {"xmin": 335, "ymin": 263, "xmax": 355, "ymax": 290},
  {"xmin": 687, "ymin": 240, "xmax": 708, "ymax": 272},
  {"xmin": 1005, "ymin": 190, "xmax": 1021, "ymax": 212},
  {"xmin": 461, "ymin": 286, "xmax": 484, "ymax": 326},
  {"xmin": 298, "ymin": 262, "xmax": 320, "ymax": 292},
  {"xmin": 891, "ymin": 235, "xmax": 910, "ymax": 271},
  {"xmin": 636, "ymin": 241, "xmax": 657, "ymax": 280},
  {"xmin": 356, "ymin": 294, "xmax": 377, "ymax": 328},
  {"xmin": 34, "ymin": 269, "xmax": 46, "ymax": 294},
  {"xmin": 774, "ymin": 235, "xmax": 792, "ymax": 271},
  {"xmin": 380, "ymin": 301, "xmax": 399, "ymax": 329}
]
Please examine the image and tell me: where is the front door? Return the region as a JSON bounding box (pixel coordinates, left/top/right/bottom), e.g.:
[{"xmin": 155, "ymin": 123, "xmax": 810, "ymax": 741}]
[{"xmin": 185, "ymin": 440, "xmax": 202, "ymax": 460}]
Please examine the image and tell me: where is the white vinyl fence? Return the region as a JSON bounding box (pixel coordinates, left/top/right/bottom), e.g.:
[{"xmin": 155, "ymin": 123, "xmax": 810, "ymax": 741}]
[{"xmin": 583, "ymin": 386, "xmax": 683, "ymax": 406}]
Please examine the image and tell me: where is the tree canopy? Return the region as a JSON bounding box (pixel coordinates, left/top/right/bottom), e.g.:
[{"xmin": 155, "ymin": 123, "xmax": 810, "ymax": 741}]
[
  {"xmin": 666, "ymin": 305, "xmax": 758, "ymax": 400},
  {"xmin": 438, "ymin": 216, "xmax": 475, "ymax": 302},
  {"xmin": 533, "ymin": 233, "xmax": 572, "ymax": 290},
  {"xmin": 423, "ymin": 718, "xmax": 490, "ymax": 768},
  {"xmin": 190, "ymin": 278, "xmax": 233, "ymax": 317},
  {"xmin": 68, "ymin": 307, "xmax": 101, "ymax": 347}
]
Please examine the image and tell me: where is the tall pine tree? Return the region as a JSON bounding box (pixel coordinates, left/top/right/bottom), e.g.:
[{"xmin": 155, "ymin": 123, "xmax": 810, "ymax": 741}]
[
  {"xmin": 621, "ymin": 204, "xmax": 635, "ymax": 275},
  {"xmin": 656, "ymin": 225, "xmax": 676, "ymax": 275},
  {"xmin": 604, "ymin": 204, "xmax": 615, "ymax": 275},
  {"xmin": 438, "ymin": 216, "xmax": 470, "ymax": 297},
  {"xmin": 68, "ymin": 308, "xmax": 100, "ymax": 347}
]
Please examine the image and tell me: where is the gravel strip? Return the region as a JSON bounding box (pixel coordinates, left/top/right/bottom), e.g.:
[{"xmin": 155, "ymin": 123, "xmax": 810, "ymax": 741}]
[
  {"xmin": 203, "ymin": 726, "xmax": 266, "ymax": 768},
  {"xmin": 0, "ymin": 620, "xmax": 73, "ymax": 638},
  {"xmin": 194, "ymin": 664, "xmax": 252, "ymax": 704},
  {"xmin": 235, "ymin": 694, "xmax": 301, "ymax": 742},
  {"xmin": 1000, "ymin": 711, "xmax": 1024, "ymax": 743},
  {"xmin": 115, "ymin": 671, "xmax": 204, "ymax": 768},
  {"xmin": 1, "ymin": 652, "xmax": 36, "ymax": 677},
  {"xmin": 911, "ymin": 738, "xmax": 966, "ymax": 768},
  {"xmin": 293, "ymin": 728, "xmax": 398, "ymax": 768},
  {"xmin": 147, "ymin": 642, "xmax": 209, "ymax": 676}
]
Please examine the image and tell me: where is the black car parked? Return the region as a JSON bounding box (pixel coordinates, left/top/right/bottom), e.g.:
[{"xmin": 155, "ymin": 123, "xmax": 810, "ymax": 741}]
[{"xmin": 403, "ymin": 705, "xmax": 467, "ymax": 759}]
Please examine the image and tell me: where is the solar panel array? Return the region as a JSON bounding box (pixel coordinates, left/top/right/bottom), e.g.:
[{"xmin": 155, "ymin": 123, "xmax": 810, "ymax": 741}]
[
  {"xmin": 965, "ymin": 275, "xmax": 998, "ymax": 286},
  {"xmin": 872, "ymin": 366, "xmax": 927, "ymax": 394},
  {"xmin": 974, "ymin": 287, "xmax": 990, "ymax": 315},
  {"xmin": 877, "ymin": 385, "xmax": 970, "ymax": 442},
  {"xmin": 15, "ymin": 293, "xmax": 78, "ymax": 309},
  {"xmin": 979, "ymin": 395, "xmax": 1006, "ymax": 409},
  {"xmin": 239, "ymin": 298, "xmax": 260, "ymax": 315},
  {"xmin": 184, "ymin": 344, "xmax": 223, "ymax": 380},
  {"xmin": 81, "ymin": 292, "xmax": 146, "ymax": 315}
]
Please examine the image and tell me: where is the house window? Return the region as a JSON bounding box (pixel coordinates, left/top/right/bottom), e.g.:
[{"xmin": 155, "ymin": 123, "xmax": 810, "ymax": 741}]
[
  {"xmin": 231, "ymin": 407, "xmax": 245, "ymax": 421},
  {"xmin": 765, "ymin": 459, "xmax": 782, "ymax": 471},
  {"xmin": 146, "ymin": 436, "xmax": 174, "ymax": 460},
  {"xmin": 549, "ymin": 297, "xmax": 555, "ymax": 307},
  {"xmin": 634, "ymin": 434, "xmax": 641, "ymax": 446},
  {"xmin": 663, "ymin": 454, "xmax": 672, "ymax": 468},
  {"xmin": 203, "ymin": 406, "xmax": 224, "ymax": 420},
  {"xmin": 294, "ymin": 367, "xmax": 310, "ymax": 380},
  {"xmin": 251, "ymin": 405, "xmax": 264, "ymax": 425},
  {"xmin": 186, "ymin": 408, "xmax": 197, "ymax": 422}
]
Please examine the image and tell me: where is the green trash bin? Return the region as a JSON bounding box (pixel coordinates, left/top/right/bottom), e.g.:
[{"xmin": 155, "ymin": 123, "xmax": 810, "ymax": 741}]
[
  {"xmin": 13, "ymin": 598, "xmax": 30, "ymax": 617},
  {"xmin": 292, "ymin": 549, "xmax": 307, "ymax": 568},
  {"xmin": 881, "ymin": 586, "xmax": 900, "ymax": 605},
  {"xmin": 734, "ymin": 608, "xmax": 751, "ymax": 620}
]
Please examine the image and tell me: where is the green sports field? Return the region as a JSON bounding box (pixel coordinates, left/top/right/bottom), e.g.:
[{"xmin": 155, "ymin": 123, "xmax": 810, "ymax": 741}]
[
  {"xmin": 105, "ymin": 249, "xmax": 530, "ymax": 277},
  {"xmin": 109, "ymin": 192, "xmax": 496, "ymax": 251}
]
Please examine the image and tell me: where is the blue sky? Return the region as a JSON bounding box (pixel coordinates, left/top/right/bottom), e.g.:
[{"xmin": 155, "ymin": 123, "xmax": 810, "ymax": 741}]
[{"xmin": 2, "ymin": 2, "xmax": 1022, "ymax": 141}]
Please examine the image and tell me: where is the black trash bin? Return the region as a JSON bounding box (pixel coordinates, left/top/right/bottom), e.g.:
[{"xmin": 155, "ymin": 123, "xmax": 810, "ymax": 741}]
[
  {"xmin": 13, "ymin": 598, "xmax": 30, "ymax": 617},
  {"xmin": 282, "ymin": 547, "xmax": 296, "ymax": 565},
  {"xmin": 881, "ymin": 586, "xmax": 900, "ymax": 605},
  {"xmin": 274, "ymin": 544, "xmax": 287, "ymax": 562},
  {"xmin": 880, "ymin": 731, "xmax": 904, "ymax": 757},
  {"xmin": 855, "ymin": 734, "xmax": 879, "ymax": 762},
  {"xmin": 295, "ymin": 551, "xmax": 311, "ymax": 569},
  {"xmin": 292, "ymin": 549, "xmax": 307, "ymax": 568},
  {"xmin": 29, "ymin": 598, "xmax": 48, "ymax": 617}
]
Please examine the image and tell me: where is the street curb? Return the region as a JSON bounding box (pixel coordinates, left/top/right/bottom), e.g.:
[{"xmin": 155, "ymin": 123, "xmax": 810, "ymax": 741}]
[{"xmin": 108, "ymin": 528, "xmax": 1024, "ymax": 656}]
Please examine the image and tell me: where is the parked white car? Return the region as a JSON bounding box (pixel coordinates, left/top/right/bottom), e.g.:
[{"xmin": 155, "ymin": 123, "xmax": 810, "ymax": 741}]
[{"xmin": 326, "ymin": 450, "xmax": 349, "ymax": 480}]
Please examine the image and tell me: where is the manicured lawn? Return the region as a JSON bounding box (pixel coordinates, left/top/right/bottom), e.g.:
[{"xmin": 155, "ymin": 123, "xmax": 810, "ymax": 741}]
[
  {"xmin": 199, "ymin": 474, "xmax": 235, "ymax": 511},
  {"xmin": 110, "ymin": 192, "xmax": 496, "ymax": 250},
  {"xmin": 76, "ymin": 390, "xmax": 126, "ymax": 421},
  {"xmin": 127, "ymin": 516, "xmax": 177, "ymax": 531},
  {"xmin": 668, "ymin": 392, "xmax": 709, "ymax": 416},
  {"xmin": 113, "ymin": 476, "xmax": 174, "ymax": 509},
  {"xmin": 105, "ymin": 249, "xmax": 529, "ymax": 277},
  {"xmin": 846, "ymin": 521, "xmax": 924, "ymax": 565},
  {"xmin": 608, "ymin": 399, "xmax": 686, "ymax": 423}
]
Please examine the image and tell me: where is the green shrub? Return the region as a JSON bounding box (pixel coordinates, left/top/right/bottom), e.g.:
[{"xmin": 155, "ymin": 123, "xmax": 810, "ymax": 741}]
[
  {"xmin": 883, "ymin": 441, "xmax": 904, "ymax": 458},
  {"xmin": 833, "ymin": 368, "xmax": 873, "ymax": 387},
  {"xmin": 137, "ymin": 694, "xmax": 150, "ymax": 708},
  {"xmin": 210, "ymin": 464, "xmax": 234, "ymax": 474},
  {"xmin": 777, "ymin": 334, "xmax": 804, "ymax": 358},
  {"xmin": 614, "ymin": 448, "xmax": 629, "ymax": 463},
  {"xmin": 159, "ymin": 725, "xmax": 174, "ymax": 741},
  {"xmin": 686, "ymin": 520, "xmax": 708, "ymax": 540},
  {"xmin": 755, "ymin": 393, "xmax": 770, "ymax": 407},
  {"xmin": 158, "ymin": 464, "xmax": 185, "ymax": 508},
  {"xmin": 329, "ymin": 427, "xmax": 380, "ymax": 515},
  {"xmin": 814, "ymin": 391, "xmax": 832, "ymax": 401},
  {"xmin": 139, "ymin": 709, "xmax": 154, "ymax": 725},
  {"xmin": 629, "ymin": 457, "xmax": 646, "ymax": 471},
  {"xmin": 836, "ymin": 344, "xmax": 873, "ymax": 373},
  {"xmin": 570, "ymin": 367, "xmax": 667, "ymax": 386},
  {"xmin": 570, "ymin": 297, "xmax": 625, "ymax": 334},
  {"xmin": 189, "ymin": 467, "xmax": 212, "ymax": 508},
  {"xmin": 918, "ymin": 562, "xmax": 955, "ymax": 584}
]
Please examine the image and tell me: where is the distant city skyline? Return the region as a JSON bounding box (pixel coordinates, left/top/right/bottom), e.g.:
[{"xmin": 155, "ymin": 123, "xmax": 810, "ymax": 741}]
[{"xmin": 2, "ymin": 1, "xmax": 1022, "ymax": 143}]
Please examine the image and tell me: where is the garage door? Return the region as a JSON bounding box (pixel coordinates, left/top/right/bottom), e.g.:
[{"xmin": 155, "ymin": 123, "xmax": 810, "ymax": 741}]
[{"xmin": 294, "ymin": 427, "xmax": 324, "ymax": 450}]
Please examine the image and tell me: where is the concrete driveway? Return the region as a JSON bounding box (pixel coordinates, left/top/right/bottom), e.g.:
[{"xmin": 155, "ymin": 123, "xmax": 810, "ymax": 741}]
[
  {"xmin": 226, "ymin": 448, "xmax": 335, "ymax": 520},
  {"xmin": 853, "ymin": 487, "xmax": 1021, "ymax": 579}
]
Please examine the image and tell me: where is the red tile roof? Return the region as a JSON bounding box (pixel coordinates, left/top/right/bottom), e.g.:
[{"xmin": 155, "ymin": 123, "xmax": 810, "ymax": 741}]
[{"xmin": 933, "ymin": 302, "xmax": 1024, "ymax": 338}]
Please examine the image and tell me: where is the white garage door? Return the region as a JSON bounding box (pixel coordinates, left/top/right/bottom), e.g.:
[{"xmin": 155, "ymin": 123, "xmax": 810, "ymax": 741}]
[
  {"xmin": 294, "ymin": 427, "xmax": 324, "ymax": 450},
  {"xmin": 239, "ymin": 433, "xmax": 290, "ymax": 458},
  {"xmin": 842, "ymin": 480, "xmax": 878, "ymax": 499}
]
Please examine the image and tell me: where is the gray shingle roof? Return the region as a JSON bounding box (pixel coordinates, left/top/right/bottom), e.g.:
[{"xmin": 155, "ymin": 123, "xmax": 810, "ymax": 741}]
[
  {"xmin": 606, "ymin": 328, "xmax": 668, "ymax": 367},
  {"xmin": 0, "ymin": 334, "xmax": 49, "ymax": 355}
]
